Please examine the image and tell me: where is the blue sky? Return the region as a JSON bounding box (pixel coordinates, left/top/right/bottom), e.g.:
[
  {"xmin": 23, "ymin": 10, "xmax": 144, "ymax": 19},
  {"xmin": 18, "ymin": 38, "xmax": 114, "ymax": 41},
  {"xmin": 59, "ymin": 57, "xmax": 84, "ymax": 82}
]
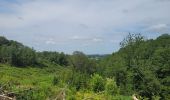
[{"xmin": 0, "ymin": 0, "xmax": 170, "ymax": 54}]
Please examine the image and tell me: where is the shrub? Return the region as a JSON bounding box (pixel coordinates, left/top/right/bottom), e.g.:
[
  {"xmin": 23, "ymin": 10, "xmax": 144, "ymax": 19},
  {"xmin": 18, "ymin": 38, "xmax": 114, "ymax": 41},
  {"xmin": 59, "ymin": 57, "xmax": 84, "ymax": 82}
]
[
  {"xmin": 105, "ymin": 78, "xmax": 119, "ymax": 95},
  {"xmin": 90, "ymin": 74, "xmax": 105, "ymax": 92}
]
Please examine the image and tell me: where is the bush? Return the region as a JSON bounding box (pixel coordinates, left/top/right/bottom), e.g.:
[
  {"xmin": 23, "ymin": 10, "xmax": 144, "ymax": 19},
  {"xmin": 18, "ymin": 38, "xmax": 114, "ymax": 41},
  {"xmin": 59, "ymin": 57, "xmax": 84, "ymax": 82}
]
[
  {"xmin": 90, "ymin": 74, "xmax": 105, "ymax": 92},
  {"xmin": 105, "ymin": 78, "xmax": 119, "ymax": 95}
]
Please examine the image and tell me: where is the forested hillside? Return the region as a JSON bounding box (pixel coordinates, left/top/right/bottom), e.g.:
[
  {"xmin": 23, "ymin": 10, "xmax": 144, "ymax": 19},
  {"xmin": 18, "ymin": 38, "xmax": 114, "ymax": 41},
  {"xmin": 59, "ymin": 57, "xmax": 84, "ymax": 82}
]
[
  {"xmin": 99, "ymin": 34, "xmax": 170, "ymax": 99},
  {"xmin": 0, "ymin": 34, "xmax": 169, "ymax": 100}
]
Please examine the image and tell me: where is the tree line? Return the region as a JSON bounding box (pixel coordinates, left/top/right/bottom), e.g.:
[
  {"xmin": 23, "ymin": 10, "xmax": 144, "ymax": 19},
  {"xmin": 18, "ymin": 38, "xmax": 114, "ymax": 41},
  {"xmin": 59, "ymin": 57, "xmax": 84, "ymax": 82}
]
[{"xmin": 0, "ymin": 36, "xmax": 69, "ymax": 67}]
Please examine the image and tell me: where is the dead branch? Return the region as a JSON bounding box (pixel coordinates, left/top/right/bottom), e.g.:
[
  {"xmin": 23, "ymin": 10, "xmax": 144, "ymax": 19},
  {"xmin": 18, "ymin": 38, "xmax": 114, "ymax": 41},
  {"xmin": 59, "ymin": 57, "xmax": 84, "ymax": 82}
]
[{"xmin": 0, "ymin": 94, "xmax": 15, "ymax": 100}]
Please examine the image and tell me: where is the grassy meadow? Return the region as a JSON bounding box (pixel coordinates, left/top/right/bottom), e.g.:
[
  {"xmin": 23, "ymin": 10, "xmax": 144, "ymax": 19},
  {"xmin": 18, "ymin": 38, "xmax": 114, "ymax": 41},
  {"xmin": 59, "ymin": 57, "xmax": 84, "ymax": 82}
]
[{"xmin": 0, "ymin": 64, "xmax": 131, "ymax": 100}]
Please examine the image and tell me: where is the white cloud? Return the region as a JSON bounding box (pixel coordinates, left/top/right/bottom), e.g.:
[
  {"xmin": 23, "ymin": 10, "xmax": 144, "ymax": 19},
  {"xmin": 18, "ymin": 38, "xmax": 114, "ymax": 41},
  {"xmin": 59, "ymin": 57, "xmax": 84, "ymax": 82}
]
[
  {"xmin": 92, "ymin": 38, "xmax": 103, "ymax": 42},
  {"xmin": 148, "ymin": 24, "xmax": 168, "ymax": 30},
  {"xmin": 45, "ymin": 38, "xmax": 56, "ymax": 45},
  {"xmin": 70, "ymin": 35, "xmax": 84, "ymax": 40},
  {"xmin": 145, "ymin": 24, "xmax": 169, "ymax": 33},
  {"xmin": 70, "ymin": 35, "xmax": 103, "ymax": 43},
  {"xmin": 0, "ymin": 0, "xmax": 170, "ymax": 54},
  {"xmin": 0, "ymin": 0, "xmax": 168, "ymax": 29}
]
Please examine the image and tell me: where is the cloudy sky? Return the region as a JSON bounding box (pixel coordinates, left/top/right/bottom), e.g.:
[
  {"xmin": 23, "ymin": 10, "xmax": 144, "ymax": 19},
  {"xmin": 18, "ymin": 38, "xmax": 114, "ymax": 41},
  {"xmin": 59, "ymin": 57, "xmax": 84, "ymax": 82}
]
[{"xmin": 0, "ymin": 0, "xmax": 170, "ymax": 54}]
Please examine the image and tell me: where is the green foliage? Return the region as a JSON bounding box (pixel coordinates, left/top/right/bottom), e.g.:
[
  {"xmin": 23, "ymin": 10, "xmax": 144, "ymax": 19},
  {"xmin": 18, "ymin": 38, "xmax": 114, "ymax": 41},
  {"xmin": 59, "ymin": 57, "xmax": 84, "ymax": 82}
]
[
  {"xmin": 70, "ymin": 51, "xmax": 96, "ymax": 74},
  {"xmin": 90, "ymin": 74, "xmax": 105, "ymax": 92},
  {"xmin": 0, "ymin": 37, "xmax": 36, "ymax": 66},
  {"xmin": 0, "ymin": 36, "xmax": 9, "ymax": 45},
  {"xmin": 37, "ymin": 51, "xmax": 69, "ymax": 66},
  {"xmin": 99, "ymin": 33, "xmax": 170, "ymax": 99},
  {"xmin": 0, "ymin": 36, "xmax": 70, "ymax": 67},
  {"xmin": 105, "ymin": 78, "xmax": 119, "ymax": 95},
  {"xmin": 67, "ymin": 71, "xmax": 90, "ymax": 91},
  {"xmin": 11, "ymin": 47, "xmax": 36, "ymax": 66},
  {"xmin": 16, "ymin": 89, "xmax": 35, "ymax": 100},
  {"xmin": 53, "ymin": 76, "xmax": 59, "ymax": 85},
  {"xmin": 0, "ymin": 34, "xmax": 169, "ymax": 99}
]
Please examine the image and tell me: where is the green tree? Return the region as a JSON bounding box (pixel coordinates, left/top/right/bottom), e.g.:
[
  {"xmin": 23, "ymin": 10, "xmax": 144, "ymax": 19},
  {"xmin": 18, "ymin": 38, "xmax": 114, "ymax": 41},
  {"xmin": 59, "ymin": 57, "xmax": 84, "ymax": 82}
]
[
  {"xmin": 0, "ymin": 36, "xmax": 9, "ymax": 45},
  {"xmin": 70, "ymin": 51, "xmax": 96, "ymax": 74}
]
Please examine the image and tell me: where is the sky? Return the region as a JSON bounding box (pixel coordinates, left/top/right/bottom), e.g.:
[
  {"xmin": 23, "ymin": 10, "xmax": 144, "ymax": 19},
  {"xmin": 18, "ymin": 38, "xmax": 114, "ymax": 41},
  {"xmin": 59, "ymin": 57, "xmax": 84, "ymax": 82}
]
[{"xmin": 0, "ymin": 0, "xmax": 170, "ymax": 54}]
